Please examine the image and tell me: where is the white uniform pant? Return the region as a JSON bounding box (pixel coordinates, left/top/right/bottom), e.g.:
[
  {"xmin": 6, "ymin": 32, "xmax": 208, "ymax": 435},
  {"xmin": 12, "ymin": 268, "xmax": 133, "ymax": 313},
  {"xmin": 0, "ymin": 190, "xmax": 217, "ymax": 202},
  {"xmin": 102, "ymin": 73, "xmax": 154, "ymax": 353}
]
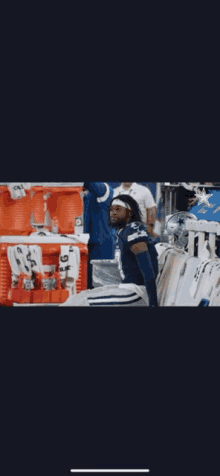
[{"xmin": 61, "ymin": 283, "xmax": 149, "ymax": 307}]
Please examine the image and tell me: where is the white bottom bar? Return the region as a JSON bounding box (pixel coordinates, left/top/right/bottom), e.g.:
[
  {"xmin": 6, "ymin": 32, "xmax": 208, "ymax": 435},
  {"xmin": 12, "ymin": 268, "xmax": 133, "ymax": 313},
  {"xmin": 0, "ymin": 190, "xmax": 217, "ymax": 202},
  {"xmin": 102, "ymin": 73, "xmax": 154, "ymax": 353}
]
[{"xmin": 70, "ymin": 471, "xmax": 150, "ymax": 473}]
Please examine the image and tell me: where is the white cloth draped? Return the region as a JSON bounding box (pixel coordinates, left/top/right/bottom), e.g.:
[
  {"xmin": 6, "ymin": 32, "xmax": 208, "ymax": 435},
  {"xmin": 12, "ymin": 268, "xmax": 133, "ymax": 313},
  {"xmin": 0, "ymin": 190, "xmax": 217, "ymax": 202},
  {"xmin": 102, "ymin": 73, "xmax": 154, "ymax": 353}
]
[
  {"xmin": 59, "ymin": 246, "xmax": 80, "ymax": 296},
  {"xmin": 8, "ymin": 183, "xmax": 31, "ymax": 200},
  {"xmin": 7, "ymin": 244, "xmax": 44, "ymax": 288}
]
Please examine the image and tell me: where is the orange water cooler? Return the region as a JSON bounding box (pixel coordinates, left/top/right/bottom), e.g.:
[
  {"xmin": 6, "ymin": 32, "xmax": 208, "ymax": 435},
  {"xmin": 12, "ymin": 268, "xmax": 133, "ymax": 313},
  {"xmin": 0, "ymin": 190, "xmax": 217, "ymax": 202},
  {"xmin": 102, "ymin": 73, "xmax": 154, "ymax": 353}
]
[{"xmin": 0, "ymin": 184, "xmax": 84, "ymax": 236}]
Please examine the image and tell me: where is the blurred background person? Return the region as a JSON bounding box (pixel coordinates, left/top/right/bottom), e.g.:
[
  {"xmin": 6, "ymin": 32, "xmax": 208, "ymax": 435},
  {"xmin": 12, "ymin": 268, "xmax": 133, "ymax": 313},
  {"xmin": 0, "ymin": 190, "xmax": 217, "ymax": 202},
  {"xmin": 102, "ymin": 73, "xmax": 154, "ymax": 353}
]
[{"xmin": 83, "ymin": 182, "xmax": 115, "ymax": 289}]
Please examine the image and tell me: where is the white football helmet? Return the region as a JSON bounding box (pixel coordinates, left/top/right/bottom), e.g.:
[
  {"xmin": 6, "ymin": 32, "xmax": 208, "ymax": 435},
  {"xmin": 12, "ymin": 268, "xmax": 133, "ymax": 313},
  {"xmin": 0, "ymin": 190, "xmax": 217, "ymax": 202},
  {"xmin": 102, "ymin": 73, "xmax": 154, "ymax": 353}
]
[{"xmin": 165, "ymin": 211, "xmax": 198, "ymax": 248}]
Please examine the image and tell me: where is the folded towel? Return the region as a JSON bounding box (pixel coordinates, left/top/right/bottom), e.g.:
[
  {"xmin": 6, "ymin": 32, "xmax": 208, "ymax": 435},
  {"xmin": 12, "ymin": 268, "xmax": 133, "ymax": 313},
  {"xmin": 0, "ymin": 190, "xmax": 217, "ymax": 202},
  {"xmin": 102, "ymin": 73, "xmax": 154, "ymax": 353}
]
[
  {"xmin": 14, "ymin": 245, "xmax": 32, "ymax": 276},
  {"xmin": 59, "ymin": 246, "xmax": 80, "ymax": 295},
  {"xmin": 209, "ymin": 262, "xmax": 220, "ymax": 305},
  {"xmin": 59, "ymin": 246, "xmax": 80, "ymax": 279},
  {"xmin": 7, "ymin": 244, "xmax": 44, "ymax": 288},
  {"xmin": 190, "ymin": 259, "xmax": 211, "ymax": 299},
  {"xmin": 156, "ymin": 248, "xmax": 188, "ymax": 306},
  {"xmin": 7, "ymin": 245, "xmax": 33, "ymax": 289},
  {"xmin": 28, "ymin": 245, "xmax": 44, "ymax": 275},
  {"xmin": 202, "ymin": 261, "xmax": 220, "ymax": 301},
  {"xmin": 201, "ymin": 240, "xmax": 212, "ymax": 260},
  {"xmin": 7, "ymin": 247, "xmax": 20, "ymax": 287}
]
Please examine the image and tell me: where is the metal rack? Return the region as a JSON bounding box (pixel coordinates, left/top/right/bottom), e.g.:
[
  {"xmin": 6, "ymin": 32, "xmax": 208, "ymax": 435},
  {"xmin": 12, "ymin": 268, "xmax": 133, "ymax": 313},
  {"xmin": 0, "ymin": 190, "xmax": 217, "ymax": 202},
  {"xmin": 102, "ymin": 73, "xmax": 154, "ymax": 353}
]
[{"xmin": 160, "ymin": 184, "xmax": 179, "ymax": 242}]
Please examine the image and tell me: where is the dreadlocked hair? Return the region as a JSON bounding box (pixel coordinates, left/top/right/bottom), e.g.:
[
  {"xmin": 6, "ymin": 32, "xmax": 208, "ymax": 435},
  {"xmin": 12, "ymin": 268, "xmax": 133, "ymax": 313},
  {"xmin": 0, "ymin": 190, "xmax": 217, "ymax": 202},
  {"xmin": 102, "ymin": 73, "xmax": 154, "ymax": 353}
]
[{"xmin": 108, "ymin": 194, "xmax": 144, "ymax": 227}]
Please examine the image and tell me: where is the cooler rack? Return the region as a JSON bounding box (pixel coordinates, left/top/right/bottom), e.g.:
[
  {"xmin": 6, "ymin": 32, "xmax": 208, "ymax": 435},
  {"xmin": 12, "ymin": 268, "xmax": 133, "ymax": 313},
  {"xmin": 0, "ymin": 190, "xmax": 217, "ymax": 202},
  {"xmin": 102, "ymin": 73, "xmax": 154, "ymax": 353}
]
[{"xmin": 0, "ymin": 235, "xmax": 88, "ymax": 306}]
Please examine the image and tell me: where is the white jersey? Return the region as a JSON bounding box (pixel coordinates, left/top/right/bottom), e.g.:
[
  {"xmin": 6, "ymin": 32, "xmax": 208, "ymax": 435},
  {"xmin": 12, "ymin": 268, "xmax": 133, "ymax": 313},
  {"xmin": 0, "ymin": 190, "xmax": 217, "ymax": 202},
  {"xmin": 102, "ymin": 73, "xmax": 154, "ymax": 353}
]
[{"xmin": 113, "ymin": 183, "xmax": 156, "ymax": 222}]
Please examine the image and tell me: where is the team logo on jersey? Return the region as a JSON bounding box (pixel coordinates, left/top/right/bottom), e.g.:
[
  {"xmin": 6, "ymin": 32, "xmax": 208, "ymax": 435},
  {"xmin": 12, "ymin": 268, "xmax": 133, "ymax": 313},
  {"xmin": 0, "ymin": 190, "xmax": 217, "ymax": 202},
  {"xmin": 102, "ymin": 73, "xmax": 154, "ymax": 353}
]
[{"xmin": 127, "ymin": 230, "xmax": 148, "ymax": 242}]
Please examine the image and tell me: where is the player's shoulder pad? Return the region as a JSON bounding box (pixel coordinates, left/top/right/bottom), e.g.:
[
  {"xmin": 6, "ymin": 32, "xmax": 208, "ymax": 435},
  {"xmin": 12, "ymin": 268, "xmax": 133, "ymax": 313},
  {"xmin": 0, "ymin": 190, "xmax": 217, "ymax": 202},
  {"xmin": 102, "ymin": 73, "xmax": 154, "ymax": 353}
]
[{"xmin": 126, "ymin": 222, "xmax": 148, "ymax": 242}]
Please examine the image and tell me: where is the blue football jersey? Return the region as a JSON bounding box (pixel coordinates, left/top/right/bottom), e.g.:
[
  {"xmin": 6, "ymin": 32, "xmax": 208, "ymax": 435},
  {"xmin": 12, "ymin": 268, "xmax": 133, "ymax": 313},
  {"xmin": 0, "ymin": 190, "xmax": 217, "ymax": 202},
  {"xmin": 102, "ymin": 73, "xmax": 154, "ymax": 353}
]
[
  {"xmin": 83, "ymin": 182, "xmax": 115, "ymax": 259},
  {"xmin": 114, "ymin": 222, "xmax": 158, "ymax": 284},
  {"xmin": 189, "ymin": 189, "xmax": 220, "ymax": 221}
]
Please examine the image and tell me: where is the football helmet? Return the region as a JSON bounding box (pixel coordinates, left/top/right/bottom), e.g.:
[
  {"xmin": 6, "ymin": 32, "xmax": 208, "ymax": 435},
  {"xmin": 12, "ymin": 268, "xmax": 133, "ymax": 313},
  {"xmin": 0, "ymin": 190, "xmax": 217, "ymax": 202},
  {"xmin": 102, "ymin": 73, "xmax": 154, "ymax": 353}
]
[{"xmin": 165, "ymin": 211, "xmax": 198, "ymax": 249}]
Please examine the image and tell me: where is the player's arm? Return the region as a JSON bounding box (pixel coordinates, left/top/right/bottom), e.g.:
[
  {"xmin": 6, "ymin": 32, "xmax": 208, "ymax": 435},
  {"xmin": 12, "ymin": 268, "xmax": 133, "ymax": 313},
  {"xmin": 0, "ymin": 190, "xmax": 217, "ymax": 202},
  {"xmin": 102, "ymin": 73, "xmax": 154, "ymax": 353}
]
[
  {"xmin": 146, "ymin": 206, "xmax": 157, "ymax": 235},
  {"xmin": 130, "ymin": 241, "xmax": 158, "ymax": 307},
  {"xmin": 83, "ymin": 182, "xmax": 111, "ymax": 203},
  {"xmin": 143, "ymin": 189, "xmax": 156, "ymax": 235}
]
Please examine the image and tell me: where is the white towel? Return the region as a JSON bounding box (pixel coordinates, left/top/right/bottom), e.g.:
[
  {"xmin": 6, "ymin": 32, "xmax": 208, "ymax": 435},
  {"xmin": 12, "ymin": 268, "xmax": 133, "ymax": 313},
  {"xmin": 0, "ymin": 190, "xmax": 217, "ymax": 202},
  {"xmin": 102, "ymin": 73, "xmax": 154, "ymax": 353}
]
[
  {"xmin": 190, "ymin": 259, "xmax": 212, "ymax": 299},
  {"xmin": 69, "ymin": 246, "xmax": 80, "ymax": 280},
  {"xmin": 14, "ymin": 245, "xmax": 32, "ymax": 276},
  {"xmin": 156, "ymin": 246, "xmax": 179, "ymax": 287},
  {"xmin": 28, "ymin": 245, "xmax": 44, "ymax": 275},
  {"xmin": 156, "ymin": 247, "xmax": 188, "ymax": 306},
  {"xmin": 59, "ymin": 246, "xmax": 80, "ymax": 295},
  {"xmin": 7, "ymin": 245, "xmax": 33, "ymax": 289},
  {"xmin": 7, "ymin": 247, "xmax": 20, "ymax": 287},
  {"xmin": 203, "ymin": 261, "xmax": 220, "ymax": 302},
  {"xmin": 201, "ymin": 240, "xmax": 212, "ymax": 260},
  {"xmin": 7, "ymin": 245, "xmax": 44, "ymax": 289},
  {"xmin": 189, "ymin": 235, "xmax": 218, "ymax": 301},
  {"xmin": 8, "ymin": 183, "xmax": 31, "ymax": 200},
  {"xmin": 209, "ymin": 262, "xmax": 220, "ymax": 306},
  {"xmin": 162, "ymin": 254, "xmax": 189, "ymax": 307}
]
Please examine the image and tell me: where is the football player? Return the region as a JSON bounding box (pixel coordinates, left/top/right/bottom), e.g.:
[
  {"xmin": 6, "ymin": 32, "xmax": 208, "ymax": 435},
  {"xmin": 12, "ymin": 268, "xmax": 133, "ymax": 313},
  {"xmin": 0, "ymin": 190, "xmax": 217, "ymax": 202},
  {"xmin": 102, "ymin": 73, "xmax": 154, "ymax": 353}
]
[
  {"xmin": 113, "ymin": 182, "xmax": 157, "ymax": 237},
  {"xmin": 109, "ymin": 194, "xmax": 158, "ymax": 306},
  {"xmin": 83, "ymin": 182, "xmax": 115, "ymax": 288},
  {"xmin": 61, "ymin": 194, "xmax": 158, "ymax": 307}
]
